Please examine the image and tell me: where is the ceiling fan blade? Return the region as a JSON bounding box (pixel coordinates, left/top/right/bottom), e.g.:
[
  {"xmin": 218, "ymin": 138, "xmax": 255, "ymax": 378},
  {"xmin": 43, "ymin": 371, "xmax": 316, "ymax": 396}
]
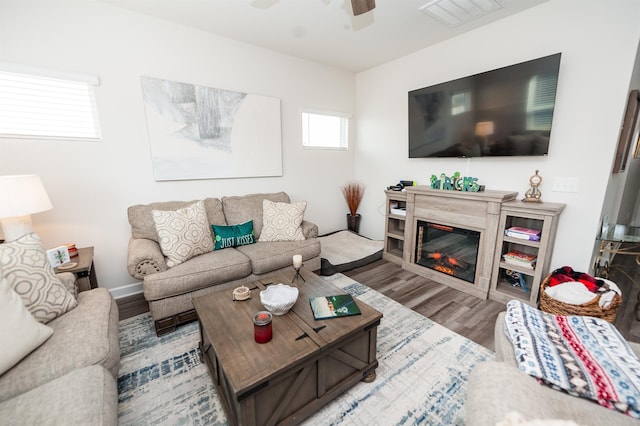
[{"xmin": 351, "ymin": 0, "xmax": 375, "ymax": 16}]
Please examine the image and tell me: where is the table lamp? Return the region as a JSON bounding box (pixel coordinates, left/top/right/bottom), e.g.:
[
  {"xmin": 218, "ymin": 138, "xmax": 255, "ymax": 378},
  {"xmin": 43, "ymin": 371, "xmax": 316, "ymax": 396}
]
[
  {"xmin": 0, "ymin": 175, "xmax": 52, "ymax": 242},
  {"xmin": 475, "ymin": 121, "xmax": 494, "ymax": 154}
]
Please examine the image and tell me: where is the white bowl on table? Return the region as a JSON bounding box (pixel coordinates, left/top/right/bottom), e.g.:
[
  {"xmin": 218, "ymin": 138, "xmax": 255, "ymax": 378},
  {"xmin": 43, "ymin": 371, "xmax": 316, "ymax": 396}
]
[{"xmin": 260, "ymin": 283, "xmax": 299, "ymax": 315}]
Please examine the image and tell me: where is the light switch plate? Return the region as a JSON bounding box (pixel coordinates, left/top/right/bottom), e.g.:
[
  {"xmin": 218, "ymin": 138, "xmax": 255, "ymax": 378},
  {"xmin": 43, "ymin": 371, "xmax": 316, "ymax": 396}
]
[{"xmin": 552, "ymin": 177, "xmax": 580, "ymax": 193}]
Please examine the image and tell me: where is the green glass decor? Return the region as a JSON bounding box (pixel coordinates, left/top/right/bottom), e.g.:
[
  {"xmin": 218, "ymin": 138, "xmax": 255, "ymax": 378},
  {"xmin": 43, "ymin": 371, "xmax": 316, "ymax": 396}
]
[{"xmin": 430, "ymin": 172, "xmax": 480, "ymax": 192}]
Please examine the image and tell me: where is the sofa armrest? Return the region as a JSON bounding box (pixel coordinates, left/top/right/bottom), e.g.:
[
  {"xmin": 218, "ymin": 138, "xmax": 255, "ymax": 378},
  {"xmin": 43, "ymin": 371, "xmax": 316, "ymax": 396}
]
[
  {"xmin": 127, "ymin": 238, "xmax": 168, "ymax": 280},
  {"xmin": 466, "ymin": 361, "xmax": 639, "ymax": 425},
  {"xmin": 56, "ymin": 272, "xmax": 78, "ymax": 298},
  {"xmin": 301, "ymin": 220, "xmax": 319, "ymax": 239}
]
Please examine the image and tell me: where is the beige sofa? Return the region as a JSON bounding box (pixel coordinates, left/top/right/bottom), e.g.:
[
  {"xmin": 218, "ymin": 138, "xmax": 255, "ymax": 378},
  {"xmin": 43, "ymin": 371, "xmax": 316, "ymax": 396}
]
[
  {"xmin": 127, "ymin": 191, "xmax": 321, "ymax": 335},
  {"xmin": 0, "ymin": 273, "xmax": 120, "ymax": 425},
  {"xmin": 466, "ymin": 312, "xmax": 640, "ymax": 426}
]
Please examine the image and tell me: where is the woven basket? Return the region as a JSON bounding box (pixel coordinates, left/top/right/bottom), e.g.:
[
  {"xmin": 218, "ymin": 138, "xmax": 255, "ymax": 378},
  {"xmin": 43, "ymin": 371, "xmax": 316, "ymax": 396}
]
[{"xmin": 539, "ymin": 274, "xmax": 622, "ymax": 323}]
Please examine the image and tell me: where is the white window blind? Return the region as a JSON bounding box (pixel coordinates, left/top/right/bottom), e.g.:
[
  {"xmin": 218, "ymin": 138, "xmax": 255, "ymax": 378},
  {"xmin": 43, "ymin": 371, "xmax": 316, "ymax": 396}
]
[
  {"xmin": 301, "ymin": 109, "xmax": 349, "ymax": 149},
  {"xmin": 0, "ymin": 64, "xmax": 101, "ymax": 140},
  {"xmin": 451, "ymin": 91, "xmax": 471, "ymax": 116},
  {"xmin": 526, "ymin": 74, "xmax": 558, "ymax": 131}
]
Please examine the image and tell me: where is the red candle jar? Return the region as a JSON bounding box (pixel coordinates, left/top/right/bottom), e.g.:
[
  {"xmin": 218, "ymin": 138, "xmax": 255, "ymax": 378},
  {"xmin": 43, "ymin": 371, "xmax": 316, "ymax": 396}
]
[{"xmin": 253, "ymin": 311, "xmax": 272, "ymax": 344}]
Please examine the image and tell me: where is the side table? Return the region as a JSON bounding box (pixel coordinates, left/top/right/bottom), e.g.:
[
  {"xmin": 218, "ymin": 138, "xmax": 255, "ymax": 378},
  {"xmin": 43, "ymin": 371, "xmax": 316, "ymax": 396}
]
[{"xmin": 55, "ymin": 246, "xmax": 98, "ymax": 292}]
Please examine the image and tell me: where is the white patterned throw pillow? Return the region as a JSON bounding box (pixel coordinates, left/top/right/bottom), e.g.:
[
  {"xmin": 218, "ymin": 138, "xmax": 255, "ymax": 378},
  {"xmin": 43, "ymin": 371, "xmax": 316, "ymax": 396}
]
[
  {"xmin": 258, "ymin": 199, "xmax": 307, "ymax": 242},
  {"xmin": 0, "ymin": 233, "xmax": 77, "ymax": 323},
  {"xmin": 0, "ymin": 266, "xmax": 54, "ymax": 375},
  {"xmin": 152, "ymin": 200, "xmax": 214, "ymax": 267}
]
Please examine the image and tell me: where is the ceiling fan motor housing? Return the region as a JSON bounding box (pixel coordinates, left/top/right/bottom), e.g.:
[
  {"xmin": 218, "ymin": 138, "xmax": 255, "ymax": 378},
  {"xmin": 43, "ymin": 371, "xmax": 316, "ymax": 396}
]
[{"xmin": 352, "ymin": 0, "xmax": 376, "ymax": 16}]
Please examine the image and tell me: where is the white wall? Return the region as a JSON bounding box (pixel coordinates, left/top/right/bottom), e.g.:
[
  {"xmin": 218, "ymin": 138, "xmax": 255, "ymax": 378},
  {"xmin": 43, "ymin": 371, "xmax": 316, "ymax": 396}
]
[
  {"xmin": 0, "ymin": 0, "xmax": 356, "ymax": 291},
  {"xmin": 354, "ymin": 0, "xmax": 640, "ymax": 273}
]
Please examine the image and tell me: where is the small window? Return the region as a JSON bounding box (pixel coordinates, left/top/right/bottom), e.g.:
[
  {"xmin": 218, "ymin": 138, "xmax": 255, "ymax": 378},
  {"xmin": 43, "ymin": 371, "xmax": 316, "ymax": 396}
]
[
  {"xmin": 0, "ymin": 63, "xmax": 101, "ymax": 140},
  {"xmin": 301, "ymin": 109, "xmax": 349, "ymax": 149}
]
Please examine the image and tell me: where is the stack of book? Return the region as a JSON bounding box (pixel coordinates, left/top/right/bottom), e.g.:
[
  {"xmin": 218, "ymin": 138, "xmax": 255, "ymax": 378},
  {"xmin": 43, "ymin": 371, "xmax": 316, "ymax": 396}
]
[
  {"xmin": 505, "ymin": 226, "xmax": 541, "ymax": 242},
  {"xmin": 503, "ymin": 250, "xmax": 537, "ymax": 269}
]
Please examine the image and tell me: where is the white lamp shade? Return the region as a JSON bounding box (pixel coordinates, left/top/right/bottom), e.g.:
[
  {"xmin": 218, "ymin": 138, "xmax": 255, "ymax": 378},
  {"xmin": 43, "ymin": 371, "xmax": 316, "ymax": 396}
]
[
  {"xmin": 0, "ymin": 175, "xmax": 52, "ymax": 218},
  {"xmin": 474, "ymin": 121, "xmax": 494, "ymax": 137}
]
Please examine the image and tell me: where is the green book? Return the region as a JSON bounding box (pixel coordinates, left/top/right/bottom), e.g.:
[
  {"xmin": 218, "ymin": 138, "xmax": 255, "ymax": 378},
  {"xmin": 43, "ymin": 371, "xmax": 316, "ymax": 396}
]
[{"xmin": 309, "ymin": 294, "xmax": 361, "ymax": 320}]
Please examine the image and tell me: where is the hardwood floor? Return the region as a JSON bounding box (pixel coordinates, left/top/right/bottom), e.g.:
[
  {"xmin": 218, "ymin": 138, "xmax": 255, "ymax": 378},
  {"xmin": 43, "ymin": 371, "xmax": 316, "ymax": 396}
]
[
  {"xmin": 342, "ymin": 259, "xmax": 504, "ymax": 350},
  {"xmin": 116, "ymin": 256, "xmax": 640, "ymax": 350},
  {"xmin": 116, "ymin": 291, "xmax": 149, "ymax": 320}
]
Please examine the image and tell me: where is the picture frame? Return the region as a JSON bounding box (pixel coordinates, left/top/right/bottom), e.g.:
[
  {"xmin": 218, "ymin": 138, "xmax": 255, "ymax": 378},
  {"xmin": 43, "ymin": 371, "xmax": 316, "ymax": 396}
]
[
  {"xmin": 46, "ymin": 246, "xmax": 71, "ymax": 268},
  {"xmin": 613, "ymin": 89, "xmax": 640, "ymax": 173}
]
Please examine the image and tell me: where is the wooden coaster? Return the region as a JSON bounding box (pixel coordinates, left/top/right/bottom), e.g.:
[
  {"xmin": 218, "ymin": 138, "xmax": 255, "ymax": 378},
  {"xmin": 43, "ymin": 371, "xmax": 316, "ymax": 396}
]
[{"xmin": 57, "ymin": 262, "xmax": 78, "ymax": 270}]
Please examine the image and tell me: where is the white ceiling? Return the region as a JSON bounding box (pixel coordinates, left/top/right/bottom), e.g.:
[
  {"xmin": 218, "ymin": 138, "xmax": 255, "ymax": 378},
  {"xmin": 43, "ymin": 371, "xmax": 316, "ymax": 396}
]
[{"xmin": 101, "ymin": 0, "xmax": 549, "ymax": 72}]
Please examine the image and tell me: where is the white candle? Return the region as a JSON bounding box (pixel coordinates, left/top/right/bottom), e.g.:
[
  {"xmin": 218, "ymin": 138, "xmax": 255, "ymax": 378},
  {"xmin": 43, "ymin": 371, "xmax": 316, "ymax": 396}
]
[{"xmin": 293, "ymin": 254, "xmax": 303, "ymax": 268}]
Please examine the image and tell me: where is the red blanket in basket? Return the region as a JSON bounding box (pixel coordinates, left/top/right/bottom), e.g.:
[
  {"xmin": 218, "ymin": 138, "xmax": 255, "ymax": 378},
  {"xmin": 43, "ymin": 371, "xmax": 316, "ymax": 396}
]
[{"xmin": 548, "ymin": 266, "xmax": 604, "ymax": 293}]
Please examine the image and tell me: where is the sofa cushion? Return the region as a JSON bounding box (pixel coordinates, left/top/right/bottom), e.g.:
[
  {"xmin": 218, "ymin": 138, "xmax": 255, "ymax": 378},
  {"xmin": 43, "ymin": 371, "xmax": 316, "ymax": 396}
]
[
  {"xmin": 128, "ymin": 197, "xmax": 226, "ymax": 242},
  {"xmin": 258, "ymin": 200, "xmax": 306, "ymax": 242},
  {"xmin": 466, "ymin": 361, "xmax": 639, "ymax": 426},
  {"xmin": 152, "ymin": 200, "xmax": 214, "ymax": 267},
  {"xmin": 504, "ymin": 300, "xmax": 640, "ymax": 417},
  {"xmin": 0, "ymin": 365, "xmax": 117, "ymax": 425},
  {"xmin": 57, "ymin": 271, "xmax": 78, "ymax": 299},
  {"xmin": 143, "ymin": 248, "xmax": 252, "ymax": 301},
  {"xmin": 212, "ymin": 220, "xmax": 256, "ymax": 250},
  {"xmin": 235, "ymin": 239, "xmax": 321, "ymax": 275},
  {"xmin": 0, "ymin": 232, "xmax": 77, "ymax": 323},
  {"xmin": 222, "ymin": 192, "xmax": 290, "ymax": 239},
  {"xmin": 0, "ymin": 288, "xmax": 120, "ymax": 402},
  {"xmin": 0, "ymin": 269, "xmax": 53, "ymax": 375}
]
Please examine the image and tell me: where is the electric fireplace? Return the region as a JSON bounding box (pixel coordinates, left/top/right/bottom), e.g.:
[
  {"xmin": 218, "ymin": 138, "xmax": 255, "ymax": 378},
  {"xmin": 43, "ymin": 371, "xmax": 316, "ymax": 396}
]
[{"xmin": 414, "ymin": 220, "xmax": 480, "ymax": 284}]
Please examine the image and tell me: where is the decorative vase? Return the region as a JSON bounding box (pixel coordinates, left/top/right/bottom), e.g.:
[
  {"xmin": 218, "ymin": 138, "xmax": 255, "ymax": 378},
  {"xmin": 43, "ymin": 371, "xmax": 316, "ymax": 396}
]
[{"xmin": 347, "ymin": 213, "xmax": 361, "ymax": 233}]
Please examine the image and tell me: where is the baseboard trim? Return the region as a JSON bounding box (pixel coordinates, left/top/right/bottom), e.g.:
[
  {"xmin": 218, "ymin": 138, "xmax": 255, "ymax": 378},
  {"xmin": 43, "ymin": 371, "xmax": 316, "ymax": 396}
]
[{"xmin": 109, "ymin": 282, "xmax": 144, "ymax": 299}]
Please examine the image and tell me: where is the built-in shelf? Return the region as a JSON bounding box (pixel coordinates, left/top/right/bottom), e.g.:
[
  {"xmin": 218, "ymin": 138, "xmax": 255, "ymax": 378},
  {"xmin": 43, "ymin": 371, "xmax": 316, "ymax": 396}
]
[
  {"xmin": 381, "ymin": 187, "xmax": 565, "ymax": 305},
  {"xmin": 489, "ymin": 200, "xmax": 565, "ymax": 306},
  {"xmin": 383, "ymin": 190, "xmax": 407, "ymax": 265}
]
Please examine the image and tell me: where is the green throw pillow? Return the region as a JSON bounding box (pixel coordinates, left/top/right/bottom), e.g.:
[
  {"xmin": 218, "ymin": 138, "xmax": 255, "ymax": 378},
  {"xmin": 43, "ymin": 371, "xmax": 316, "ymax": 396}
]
[{"xmin": 212, "ymin": 220, "xmax": 256, "ymax": 250}]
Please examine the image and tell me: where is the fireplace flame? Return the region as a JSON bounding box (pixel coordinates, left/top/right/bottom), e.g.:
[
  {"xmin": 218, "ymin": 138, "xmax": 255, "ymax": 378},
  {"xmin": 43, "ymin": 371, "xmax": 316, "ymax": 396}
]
[
  {"xmin": 447, "ymin": 257, "xmax": 461, "ymax": 266},
  {"xmin": 435, "ymin": 265, "xmax": 455, "ymax": 275}
]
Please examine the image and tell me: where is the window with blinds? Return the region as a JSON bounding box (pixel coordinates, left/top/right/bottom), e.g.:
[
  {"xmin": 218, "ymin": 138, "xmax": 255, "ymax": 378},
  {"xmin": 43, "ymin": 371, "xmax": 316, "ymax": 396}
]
[
  {"xmin": 526, "ymin": 74, "xmax": 558, "ymax": 131},
  {"xmin": 0, "ymin": 64, "xmax": 101, "ymax": 140},
  {"xmin": 301, "ymin": 109, "xmax": 349, "ymax": 149}
]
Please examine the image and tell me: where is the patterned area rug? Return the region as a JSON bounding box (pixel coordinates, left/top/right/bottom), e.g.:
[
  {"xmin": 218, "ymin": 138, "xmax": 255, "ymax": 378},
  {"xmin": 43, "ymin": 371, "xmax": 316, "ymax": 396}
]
[{"xmin": 117, "ymin": 274, "xmax": 493, "ymax": 425}]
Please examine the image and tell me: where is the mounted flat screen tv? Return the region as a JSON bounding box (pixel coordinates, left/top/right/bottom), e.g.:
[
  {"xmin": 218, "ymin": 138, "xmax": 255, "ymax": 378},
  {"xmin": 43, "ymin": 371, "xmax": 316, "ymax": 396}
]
[{"xmin": 408, "ymin": 53, "xmax": 561, "ymax": 158}]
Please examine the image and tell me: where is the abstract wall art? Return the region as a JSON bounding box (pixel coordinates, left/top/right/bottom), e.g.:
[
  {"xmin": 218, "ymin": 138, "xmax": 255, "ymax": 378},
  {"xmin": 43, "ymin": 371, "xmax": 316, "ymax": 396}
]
[{"xmin": 141, "ymin": 77, "xmax": 282, "ymax": 180}]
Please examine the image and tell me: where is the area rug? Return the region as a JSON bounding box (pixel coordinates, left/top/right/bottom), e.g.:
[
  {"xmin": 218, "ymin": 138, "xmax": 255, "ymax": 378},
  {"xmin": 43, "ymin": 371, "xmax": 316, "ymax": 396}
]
[
  {"xmin": 117, "ymin": 274, "xmax": 493, "ymax": 425},
  {"xmin": 318, "ymin": 230, "xmax": 384, "ymax": 275}
]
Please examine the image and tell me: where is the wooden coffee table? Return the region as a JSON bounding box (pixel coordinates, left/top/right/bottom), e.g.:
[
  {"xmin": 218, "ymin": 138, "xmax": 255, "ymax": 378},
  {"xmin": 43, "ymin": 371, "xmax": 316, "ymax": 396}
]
[{"xmin": 193, "ymin": 268, "xmax": 382, "ymax": 426}]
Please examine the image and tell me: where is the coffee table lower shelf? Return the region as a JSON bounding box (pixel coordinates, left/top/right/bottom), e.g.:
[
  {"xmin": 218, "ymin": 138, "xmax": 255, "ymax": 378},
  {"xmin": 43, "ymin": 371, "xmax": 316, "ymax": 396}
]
[{"xmin": 199, "ymin": 320, "xmax": 379, "ymax": 426}]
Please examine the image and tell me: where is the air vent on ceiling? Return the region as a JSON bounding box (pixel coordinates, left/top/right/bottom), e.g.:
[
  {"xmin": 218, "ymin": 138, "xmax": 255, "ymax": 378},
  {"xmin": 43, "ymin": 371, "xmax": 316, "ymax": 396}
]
[{"xmin": 419, "ymin": 0, "xmax": 503, "ymax": 27}]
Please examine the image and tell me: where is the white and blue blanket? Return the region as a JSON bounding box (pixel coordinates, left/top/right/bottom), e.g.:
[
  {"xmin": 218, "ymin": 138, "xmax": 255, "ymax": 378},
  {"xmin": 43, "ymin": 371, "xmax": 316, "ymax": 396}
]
[{"xmin": 505, "ymin": 300, "xmax": 640, "ymax": 418}]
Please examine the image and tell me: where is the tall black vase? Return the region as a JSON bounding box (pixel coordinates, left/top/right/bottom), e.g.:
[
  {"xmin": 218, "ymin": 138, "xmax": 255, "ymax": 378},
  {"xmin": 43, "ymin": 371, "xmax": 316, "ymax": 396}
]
[{"xmin": 347, "ymin": 213, "xmax": 361, "ymax": 233}]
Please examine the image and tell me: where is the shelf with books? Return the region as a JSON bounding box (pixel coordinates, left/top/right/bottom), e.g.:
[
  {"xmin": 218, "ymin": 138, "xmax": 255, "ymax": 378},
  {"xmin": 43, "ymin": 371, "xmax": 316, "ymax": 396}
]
[
  {"xmin": 489, "ymin": 200, "xmax": 565, "ymax": 306},
  {"xmin": 384, "ymin": 190, "xmax": 407, "ymax": 265},
  {"xmin": 502, "ymin": 235, "xmax": 541, "ymax": 248}
]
